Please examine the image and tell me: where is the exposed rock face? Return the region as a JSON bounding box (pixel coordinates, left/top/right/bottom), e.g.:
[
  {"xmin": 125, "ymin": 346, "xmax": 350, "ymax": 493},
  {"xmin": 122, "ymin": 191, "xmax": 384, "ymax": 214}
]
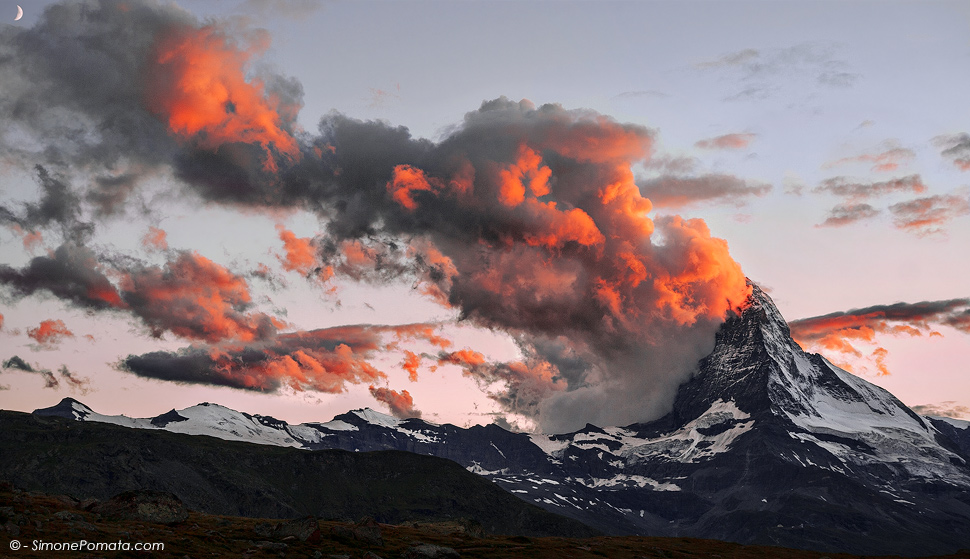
[
  {"xmin": 402, "ymin": 543, "xmax": 461, "ymax": 559},
  {"xmin": 272, "ymin": 515, "xmax": 321, "ymax": 542},
  {"xmin": 93, "ymin": 490, "xmax": 188, "ymax": 524}
]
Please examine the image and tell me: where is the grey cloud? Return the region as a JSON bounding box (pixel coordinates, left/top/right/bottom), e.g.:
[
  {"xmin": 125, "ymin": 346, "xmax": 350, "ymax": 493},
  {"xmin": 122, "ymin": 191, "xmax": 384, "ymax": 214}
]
[
  {"xmin": 933, "ymin": 133, "xmax": 970, "ymax": 171},
  {"xmin": 813, "ymin": 175, "xmax": 926, "ymax": 201},
  {"xmin": 639, "ymin": 174, "xmax": 771, "ymax": 209},
  {"xmin": 816, "ymin": 203, "xmax": 879, "ymax": 227}
]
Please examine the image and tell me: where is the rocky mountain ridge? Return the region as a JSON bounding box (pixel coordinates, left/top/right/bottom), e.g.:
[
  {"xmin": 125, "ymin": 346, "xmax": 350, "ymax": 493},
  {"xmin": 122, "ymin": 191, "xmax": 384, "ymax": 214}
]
[{"xmin": 31, "ymin": 285, "xmax": 970, "ymax": 555}]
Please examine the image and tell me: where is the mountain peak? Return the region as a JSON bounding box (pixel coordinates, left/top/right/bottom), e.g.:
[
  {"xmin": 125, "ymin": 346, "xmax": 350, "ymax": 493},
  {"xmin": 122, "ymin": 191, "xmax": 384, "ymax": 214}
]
[
  {"xmin": 33, "ymin": 397, "xmax": 93, "ymax": 420},
  {"xmin": 667, "ymin": 280, "xmax": 933, "ymax": 437}
]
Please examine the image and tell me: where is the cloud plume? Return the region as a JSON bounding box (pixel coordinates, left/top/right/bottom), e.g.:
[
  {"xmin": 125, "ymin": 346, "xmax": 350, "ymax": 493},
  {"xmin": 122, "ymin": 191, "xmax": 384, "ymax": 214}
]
[{"xmin": 1, "ymin": 0, "xmax": 754, "ymax": 433}]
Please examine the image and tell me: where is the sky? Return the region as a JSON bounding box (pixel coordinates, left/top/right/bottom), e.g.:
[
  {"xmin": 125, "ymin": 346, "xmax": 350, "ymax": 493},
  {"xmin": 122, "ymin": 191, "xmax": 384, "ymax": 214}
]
[{"xmin": 0, "ymin": 0, "xmax": 968, "ymax": 432}]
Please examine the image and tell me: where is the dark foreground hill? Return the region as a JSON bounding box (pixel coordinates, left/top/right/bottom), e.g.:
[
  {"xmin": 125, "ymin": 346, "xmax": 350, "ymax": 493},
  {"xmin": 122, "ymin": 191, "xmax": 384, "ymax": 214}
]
[
  {"xmin": 0, "ymin": 410, "xmax": 595, "ymax": 538},
  {"xmin": 2, "ymin": 484, "xmax": 969, "ymax": 559}
]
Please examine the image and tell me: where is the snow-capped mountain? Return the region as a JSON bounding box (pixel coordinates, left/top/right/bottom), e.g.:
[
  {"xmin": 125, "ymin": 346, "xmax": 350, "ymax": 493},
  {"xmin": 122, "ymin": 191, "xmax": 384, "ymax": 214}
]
[{"xmin": 34, "ymin": 284, "xmax": 970, "ymax": 555}]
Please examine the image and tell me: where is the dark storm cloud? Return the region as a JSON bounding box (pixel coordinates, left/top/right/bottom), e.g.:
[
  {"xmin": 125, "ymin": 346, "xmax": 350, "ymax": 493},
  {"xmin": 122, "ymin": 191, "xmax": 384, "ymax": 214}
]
[
  {"xmin": 0, "ymin": 244, "xmax": 282, "ymax": 344},
  {"xmin": 0, "ymin": 243, "xmax": 124, "ymax": 310}
]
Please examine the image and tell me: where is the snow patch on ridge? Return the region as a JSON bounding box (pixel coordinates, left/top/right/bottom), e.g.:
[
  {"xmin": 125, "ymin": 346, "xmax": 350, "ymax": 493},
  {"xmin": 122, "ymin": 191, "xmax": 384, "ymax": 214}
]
[
  {"xmin": 624, "ymin": 399, "xmax": 755, "ymax": 463},
  {"xmin": 578, "ymin": 474, "xmax": 681, "ymax": 491},
  {"xmin": 530, "ymin": 434, "xmax": 570, "ymax": 456},
  {"xmin": 352, "ymin": 408, "xmax": 402, "ymax": 428}
]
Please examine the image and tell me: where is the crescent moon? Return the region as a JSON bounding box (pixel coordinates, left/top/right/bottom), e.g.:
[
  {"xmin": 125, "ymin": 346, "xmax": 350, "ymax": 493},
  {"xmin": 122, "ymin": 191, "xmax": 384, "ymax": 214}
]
[{"xmin": 15, "ymin": 5, "xmax": 23, "ymax": 21}]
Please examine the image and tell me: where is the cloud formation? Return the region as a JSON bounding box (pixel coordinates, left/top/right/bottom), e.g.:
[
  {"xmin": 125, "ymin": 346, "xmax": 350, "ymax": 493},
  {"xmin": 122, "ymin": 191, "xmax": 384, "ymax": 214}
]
[
  {"xmin": 823, "ymin": 143, "xmax": 915, "ymax": 173},
  {"xmin": 933, "ymin": 133, "xmax": 970, "ymax": 171},
  {"xmin": 122, "ymin": 323, "xmax": 448, "ymax": 394},
  {"xmin": 142, "ymin": 226, "xmax": 169, "ymax": 251},
  {"xmin": 789, "ymin": 299, "xmax": 970, "ymax": 375},
  {"xmin": 0, "ymin": 244, "xmax": 125, "ymax": 310},
  {"xmin": 888, "ymin": 193, "xmax": 970, "ymax": 236},
  {"xmin": 1, "ymin": 0, "xmax": 754, "ymax": 432},
  {"xmin": 368, "ymin": 386, "xmax": 421, "ymax": 419},
  {"xmin": 817, "ymin": 203, "xmax": 880, "ymax": 228},
  {"xmin": 911, "ymin": 401, "xmax": 970, "ymax": 420},
  {"xmin": 27, "ymin": 319, "xmax": 75, "ymax": 348},
  {"xmin": 813, "ymin": 175, "xmax": 927, "ymax": 202},
  {"xmin": 694, "ymin": 133, "xmax": 756, "ymax": 150},
  {"xmin": 694, "ymin": 44, "xmax": 860, "ymax": 100},
  {"xmin": 638, "ymin": 175, "xmax": 771, "ymax": 209},
  {"xmin": 1, "ymin": 355, "xmax": 89, "ymax": 392}
]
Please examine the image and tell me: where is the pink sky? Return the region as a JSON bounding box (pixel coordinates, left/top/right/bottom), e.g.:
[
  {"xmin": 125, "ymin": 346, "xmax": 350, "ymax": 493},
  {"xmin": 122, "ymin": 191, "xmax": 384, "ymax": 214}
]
[{"xmin": 1, "ymin": 0, "xmax": 968, "ymax": 430}]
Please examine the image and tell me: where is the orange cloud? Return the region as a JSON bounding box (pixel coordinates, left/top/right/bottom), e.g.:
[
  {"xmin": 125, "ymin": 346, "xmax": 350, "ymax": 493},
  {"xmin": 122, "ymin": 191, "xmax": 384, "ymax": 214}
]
[
  {"xmin": 144, "ymin": 24, "xmax": 300, "ymax": 170},
  {"xmin": 789, "ymin": 298, "xmax": 970, "ymax": 375},
  {"xmin": 387, "ymin": 165, "xmax": 443, "ymax": 211},
  {"xmin": 889, "ymin": 193, "xmax": 970, "ymax": 236},
  {"xmin": 438, "ymin": 348, "xmax": 563, "ymax": 418},
  {"xmin": 142, "ymin": 226, "xmax": 169, "ymax": 251},
  {"xmin": 401, "ymin": 350, "xmax": 422, "ymax": 382},
  {"xmin": 275, "ymin": 225, "xmax": 320, "ymax": 277},
  {"xmin": 123, "ymin": 323, "xmax": 448, "ymax": 394},
  {"xmin": 27, "ymin": 319, "xmax": 74, "ymax": 347},
  {"xmin": 120, "ymin": 251, "xmax": 282, "ymax": 342},
  {"xmin": 496, "ymin": 145, "xmax": 552, "ymax": 206},
  {"xmin": 369, "ymin": 385, "xmax": 421, "ymax": 418},
  {"xmin": 438, "ymin": 349, "xmax": 488, "ymax": 368}
]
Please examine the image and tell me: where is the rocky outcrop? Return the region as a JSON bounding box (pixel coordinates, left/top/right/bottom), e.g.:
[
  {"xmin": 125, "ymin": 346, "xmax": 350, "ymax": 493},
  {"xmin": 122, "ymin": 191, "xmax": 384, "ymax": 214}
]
[{"xmin": 93, "ymin": 490, "xmax": 188, "ymax": 524}]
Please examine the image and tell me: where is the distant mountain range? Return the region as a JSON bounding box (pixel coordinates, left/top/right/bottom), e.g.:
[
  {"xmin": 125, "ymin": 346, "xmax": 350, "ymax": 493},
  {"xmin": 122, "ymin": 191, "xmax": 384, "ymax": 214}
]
[{"xmin": 26, "ymin": 285, "xmax": 970, "ymax": 556}]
